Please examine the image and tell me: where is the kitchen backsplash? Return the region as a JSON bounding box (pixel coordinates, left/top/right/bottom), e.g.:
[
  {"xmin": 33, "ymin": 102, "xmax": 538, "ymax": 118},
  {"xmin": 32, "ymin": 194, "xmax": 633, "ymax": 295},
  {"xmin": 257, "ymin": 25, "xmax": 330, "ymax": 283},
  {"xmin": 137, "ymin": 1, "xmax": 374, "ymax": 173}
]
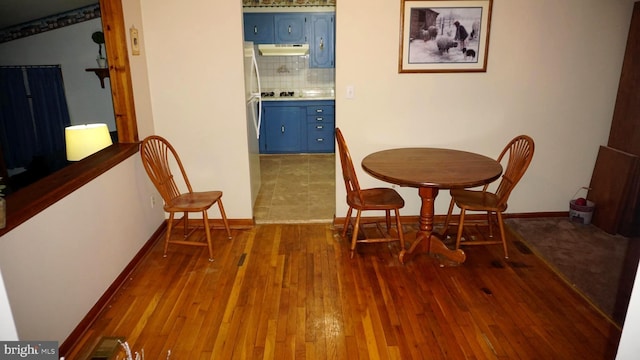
[
  {"xmin": 243, "ymin": 0, "xmax": 336, "ymax": 6},
  {"xmin": 257, "ymin": 54, "xmax": 334, "ymax": 91}
]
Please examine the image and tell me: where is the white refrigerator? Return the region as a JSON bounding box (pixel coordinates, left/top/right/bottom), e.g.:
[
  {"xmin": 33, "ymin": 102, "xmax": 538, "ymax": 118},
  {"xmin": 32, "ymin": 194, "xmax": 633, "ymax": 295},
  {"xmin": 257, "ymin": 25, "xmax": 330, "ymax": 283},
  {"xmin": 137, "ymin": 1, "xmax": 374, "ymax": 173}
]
[{"xmin": 243, "ymin": 41, "xmax": 262, "ymax": 208}]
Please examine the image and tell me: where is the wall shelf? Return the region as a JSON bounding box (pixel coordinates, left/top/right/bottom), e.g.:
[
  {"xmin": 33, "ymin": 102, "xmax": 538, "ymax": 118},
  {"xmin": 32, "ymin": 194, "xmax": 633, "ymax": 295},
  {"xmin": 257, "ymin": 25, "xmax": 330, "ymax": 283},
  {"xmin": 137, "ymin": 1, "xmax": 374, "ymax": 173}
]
[{"xmin": 85, "ymin": 68, "xmax": 109, "ymax": 88}]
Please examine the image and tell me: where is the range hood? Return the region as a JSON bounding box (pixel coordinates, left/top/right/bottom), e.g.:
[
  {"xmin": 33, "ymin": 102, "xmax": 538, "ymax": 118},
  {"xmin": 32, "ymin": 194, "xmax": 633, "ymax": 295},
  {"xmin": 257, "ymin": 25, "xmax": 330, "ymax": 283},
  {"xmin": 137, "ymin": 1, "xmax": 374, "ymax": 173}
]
[{"xmin": 258, "ymin": 44, "xmax": 309, "ymax": 56}]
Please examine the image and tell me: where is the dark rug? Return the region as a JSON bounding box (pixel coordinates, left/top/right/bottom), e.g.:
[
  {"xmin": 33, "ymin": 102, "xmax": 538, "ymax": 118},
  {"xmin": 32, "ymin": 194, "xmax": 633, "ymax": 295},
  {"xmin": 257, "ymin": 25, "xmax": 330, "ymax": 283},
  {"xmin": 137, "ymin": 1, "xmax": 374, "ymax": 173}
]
[{"xmin": 505, "ymin": 217, "xmax": 630, "ymax": 323}]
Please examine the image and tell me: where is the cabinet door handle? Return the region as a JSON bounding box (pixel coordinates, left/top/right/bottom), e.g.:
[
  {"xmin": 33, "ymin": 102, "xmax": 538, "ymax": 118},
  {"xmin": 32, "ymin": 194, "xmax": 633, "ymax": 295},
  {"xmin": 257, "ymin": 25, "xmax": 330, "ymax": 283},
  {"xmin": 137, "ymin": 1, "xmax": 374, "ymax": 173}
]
[
  {"xmin": 316, "ymin": 138, "xmax": 324, "ymax": 142},
  {"xmin": 316, "ymin": 117, "xmax": 324, "ymax": 121},
  {"xmin": 316, "ymin": 125, "xmax": 324, "ymax": 129},
  {"xmin": 281, "ymin": 125, "xmax": 285, "ymax": 133},
  {"xmin": 254, "ymin": 26, "xmax": 258, "ymax": 35},
  {"xmin": 315, "ymin": 109, "xmax": 323, "ymax": 113},
  {"xmin": 319, "ymin": 37, "xmax": 324, "ymax": 50},
  {"xmin": 288, "ymin": 25, "xmax": 292, "ymax": 34}
]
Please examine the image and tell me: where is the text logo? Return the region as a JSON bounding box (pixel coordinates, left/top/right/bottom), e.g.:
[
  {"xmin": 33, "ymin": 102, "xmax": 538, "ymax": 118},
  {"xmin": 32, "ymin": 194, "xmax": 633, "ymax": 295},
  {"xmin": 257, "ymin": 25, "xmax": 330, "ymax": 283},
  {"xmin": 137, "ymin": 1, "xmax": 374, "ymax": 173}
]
[{"xmin": 1, "ymin": 341, "xmax": 58, "ymax": 359}]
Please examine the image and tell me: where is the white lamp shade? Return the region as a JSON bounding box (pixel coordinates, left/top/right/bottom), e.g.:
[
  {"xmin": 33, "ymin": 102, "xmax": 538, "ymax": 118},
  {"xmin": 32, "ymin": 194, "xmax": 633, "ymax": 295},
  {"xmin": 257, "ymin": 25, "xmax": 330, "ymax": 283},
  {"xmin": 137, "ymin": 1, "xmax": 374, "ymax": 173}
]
[{"xmin": 65, "ymin": 124, "xmax": 113, "ymax": 161}]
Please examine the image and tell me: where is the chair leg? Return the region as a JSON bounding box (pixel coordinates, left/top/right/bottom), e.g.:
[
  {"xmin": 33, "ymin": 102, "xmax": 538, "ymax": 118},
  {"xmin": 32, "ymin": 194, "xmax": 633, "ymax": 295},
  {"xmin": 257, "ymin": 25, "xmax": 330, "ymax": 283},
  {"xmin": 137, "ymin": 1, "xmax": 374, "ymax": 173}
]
[
  {"xmin": 496, "ymin": 211, "xmax": 509, "ymax": 259},
  {"xmin": 350, "ymin": 210, "xmax": 363, "ymax": 259},
  {"xmin": 385, "ymin": 210, "xmax": 391, "ymax": 233},
  {"xmin": 394, "ymin": 209, "xmax": 405, "ymax": 250},
  {"xmin": 455, "ymin": 209, "xmax": 466, "ymax": 251},
  {"xmin": 443, "ymin": 198, "xmax": 456, "ymax": 237},
  {"xmin": 217, "ymin": 200, "xmax": 232, "ymax": 240},
  {"xmin": 202, "ymin": 211, "xmax": 214, "ymax": 261},
  {"xmin": 164, "ymin": 212, "xmax": 175, "ymax": 257},
  {"xmin": 487, "ymin": 211, "xmax": 494, "ymax": 238},
  {"xmin": 183, "ymin": 211, "xmax": 189, "ymax": 237},
  {"xmin": 342, "ymin": 207, "xmax": 353, "ymax": 239}
]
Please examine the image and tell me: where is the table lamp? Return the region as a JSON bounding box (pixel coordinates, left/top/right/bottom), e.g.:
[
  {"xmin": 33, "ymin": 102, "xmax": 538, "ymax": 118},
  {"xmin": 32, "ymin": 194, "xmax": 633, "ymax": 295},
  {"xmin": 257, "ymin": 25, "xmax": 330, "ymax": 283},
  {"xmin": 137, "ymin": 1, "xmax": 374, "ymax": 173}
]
[{"xmin": 65, "ymin": 123, "xmax": 113, "ymax": 161}]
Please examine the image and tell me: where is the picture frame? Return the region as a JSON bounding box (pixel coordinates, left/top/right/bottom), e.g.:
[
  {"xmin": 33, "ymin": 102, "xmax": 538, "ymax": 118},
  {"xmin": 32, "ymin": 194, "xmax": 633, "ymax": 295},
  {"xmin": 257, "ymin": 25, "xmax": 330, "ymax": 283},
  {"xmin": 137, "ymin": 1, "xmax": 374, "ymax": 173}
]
[{"xmin": 398, "ymin": 0, "xmax": 493, "ymax": 73}]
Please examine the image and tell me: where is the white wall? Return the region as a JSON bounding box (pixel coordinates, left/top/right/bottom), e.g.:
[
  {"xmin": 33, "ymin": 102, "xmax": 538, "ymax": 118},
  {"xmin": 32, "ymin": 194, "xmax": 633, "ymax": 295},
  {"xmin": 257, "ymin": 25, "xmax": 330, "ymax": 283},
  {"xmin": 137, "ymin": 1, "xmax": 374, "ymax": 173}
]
[
  {"xmin": 0, "ymin": 18, "xmax": 116, "ymax": 131},
  {"xmin": 139, "ymin": 0, "xmax": 253, "ymax": 218},
  {"xmin": 0, "ymin": 157, "xmax": 162, "ymax": 341},
  {"xmin": 617, "ymin": 272, "xmax": 640, "ymax": 359},
  {"xmin": 0, "ymin": 271, "xmax": 18, "ymax": 340},
  {"xmin": 123, "ymin": 0, "xmax": 155, "ymax": 139},
  {"xmin": 335, "ymin": 0, "xmax": 633, "ymax": 216}
]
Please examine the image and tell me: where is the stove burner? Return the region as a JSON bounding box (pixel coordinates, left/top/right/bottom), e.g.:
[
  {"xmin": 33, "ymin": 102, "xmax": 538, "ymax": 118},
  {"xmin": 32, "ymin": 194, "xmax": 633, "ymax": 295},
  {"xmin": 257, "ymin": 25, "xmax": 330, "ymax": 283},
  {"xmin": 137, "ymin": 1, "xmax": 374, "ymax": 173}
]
[
  {"xmin": 279, "ymin": 91, "xmax": 295, "ymax": 97},
  {"xmin": 261, "ymin": 91, "xmax": 275, "ymax": 97}
]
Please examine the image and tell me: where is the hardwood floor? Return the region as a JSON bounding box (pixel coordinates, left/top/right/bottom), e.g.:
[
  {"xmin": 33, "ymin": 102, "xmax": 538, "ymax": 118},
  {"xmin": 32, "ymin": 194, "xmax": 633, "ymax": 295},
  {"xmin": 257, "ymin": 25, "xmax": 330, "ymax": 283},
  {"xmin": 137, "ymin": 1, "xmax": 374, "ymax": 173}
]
[{"xmin": 66, "ymin": 223, "xmax": 621, "ymax": 359}]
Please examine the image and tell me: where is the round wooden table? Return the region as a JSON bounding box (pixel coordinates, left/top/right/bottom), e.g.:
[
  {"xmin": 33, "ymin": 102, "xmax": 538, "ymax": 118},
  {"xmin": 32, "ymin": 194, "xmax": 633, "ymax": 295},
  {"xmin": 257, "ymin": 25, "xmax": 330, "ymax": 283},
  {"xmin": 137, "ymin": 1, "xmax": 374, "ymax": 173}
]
[{"xmin": 362, "ymin": 148, "xmax": 503, "ymax": 264}]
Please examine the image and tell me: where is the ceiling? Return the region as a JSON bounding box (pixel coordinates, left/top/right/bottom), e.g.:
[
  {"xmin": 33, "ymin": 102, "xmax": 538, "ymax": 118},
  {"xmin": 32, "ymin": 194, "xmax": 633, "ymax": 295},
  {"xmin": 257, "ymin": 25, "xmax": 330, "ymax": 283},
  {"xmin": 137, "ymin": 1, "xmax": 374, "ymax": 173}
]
[{"xmin": 0, "ymin": 0, "xmax": 98, "ymax": 30}]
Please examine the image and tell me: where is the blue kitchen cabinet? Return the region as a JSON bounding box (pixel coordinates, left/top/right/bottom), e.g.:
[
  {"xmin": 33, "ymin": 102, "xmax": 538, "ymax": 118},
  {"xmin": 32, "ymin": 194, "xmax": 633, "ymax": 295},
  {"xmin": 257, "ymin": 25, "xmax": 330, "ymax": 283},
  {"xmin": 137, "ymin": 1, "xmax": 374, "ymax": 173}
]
[
  {"xmin": 244, "ymin": 13, "xmax": 307, "ymax": 44},
  {"xmin": 243, "ymin": 12, "xmax": 336, "ymax": 66},
  {"xmin": 274, "ymin": 14, "xmax": 307, "ymax": 44},
  {"xmin": 260, "ymin": 103, "xmax": 306, "ymax": 153},
  {"xmin": 243, "ymin": 13, "xmax": 275, "ymax": 44},
  {"xmin": 260, "ymin": 100, "xmax": 335, "ymax": 154},
  {"xmin": 306, "ymin": 102, "xmax": 335, "ymax": 152},
  {"xmin": 308, "ymin": 13, "xmax": 335, "ymax": 68}
]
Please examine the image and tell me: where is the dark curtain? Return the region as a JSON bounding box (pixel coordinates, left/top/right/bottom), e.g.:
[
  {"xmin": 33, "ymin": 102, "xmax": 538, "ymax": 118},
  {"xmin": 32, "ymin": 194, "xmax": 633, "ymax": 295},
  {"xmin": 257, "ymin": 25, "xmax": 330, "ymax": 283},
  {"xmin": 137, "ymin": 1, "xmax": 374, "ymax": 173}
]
[
  {"xmin": 26, "ymin": 67, "xmax": 71, "ymax": 156},
  {"xmin": 0, "ymin": 68, "xmax": 35, "ymax": 169},
  {"xmin": 0, "ymin": 66, "xmax": 70, "ymax": 169}
]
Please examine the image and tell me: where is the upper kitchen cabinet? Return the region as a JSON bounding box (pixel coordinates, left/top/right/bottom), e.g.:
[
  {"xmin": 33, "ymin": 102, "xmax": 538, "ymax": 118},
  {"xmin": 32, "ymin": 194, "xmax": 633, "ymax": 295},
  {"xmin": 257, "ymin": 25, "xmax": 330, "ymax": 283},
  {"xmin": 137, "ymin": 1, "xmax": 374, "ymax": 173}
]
[
  {"xmin": 274, "ymin": 14, "xmax": 307, "ymax": 44},
  {"xmin": 243, "ymin": 13, "xmax": 307, "ymax": 44},
  {"xmin": 243, "ymin": 13, "xmax": 275, "ymax": 44},
  {"xmin": 308, "ymin": 13, "xmax": 335, "ymax": 68}
]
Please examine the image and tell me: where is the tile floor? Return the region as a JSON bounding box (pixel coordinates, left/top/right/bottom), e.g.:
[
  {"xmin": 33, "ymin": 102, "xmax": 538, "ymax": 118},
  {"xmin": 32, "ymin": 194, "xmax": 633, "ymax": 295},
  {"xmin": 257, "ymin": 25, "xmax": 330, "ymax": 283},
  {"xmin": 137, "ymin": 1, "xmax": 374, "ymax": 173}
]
[{"xmin": 253, "ymin": 154, "xmax": 336, "ymax": 224}]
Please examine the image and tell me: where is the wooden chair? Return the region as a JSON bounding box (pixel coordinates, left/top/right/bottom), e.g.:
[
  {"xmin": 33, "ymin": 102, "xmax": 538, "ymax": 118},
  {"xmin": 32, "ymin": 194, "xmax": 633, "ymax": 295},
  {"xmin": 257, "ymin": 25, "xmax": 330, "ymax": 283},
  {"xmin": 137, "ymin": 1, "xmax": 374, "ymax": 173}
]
[
  {"xmin": 442, "ymin": 135, "xmax": 535, "ymax": 259},
  {"xmin": 335, "ymin": 128, "xmax": 405, "ymax": 258},
  {"xmin": 140, "ymin": 135, "xmax": 231, "ymax": 261}
]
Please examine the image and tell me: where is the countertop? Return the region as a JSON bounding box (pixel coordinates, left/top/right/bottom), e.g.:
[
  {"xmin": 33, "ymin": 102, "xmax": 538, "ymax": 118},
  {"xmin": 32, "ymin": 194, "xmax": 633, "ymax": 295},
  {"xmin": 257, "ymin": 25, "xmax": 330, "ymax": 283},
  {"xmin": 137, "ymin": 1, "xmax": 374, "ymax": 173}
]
[{"xmin": 261, "ymin": 89, "xmax": 335, "ymax": 101}]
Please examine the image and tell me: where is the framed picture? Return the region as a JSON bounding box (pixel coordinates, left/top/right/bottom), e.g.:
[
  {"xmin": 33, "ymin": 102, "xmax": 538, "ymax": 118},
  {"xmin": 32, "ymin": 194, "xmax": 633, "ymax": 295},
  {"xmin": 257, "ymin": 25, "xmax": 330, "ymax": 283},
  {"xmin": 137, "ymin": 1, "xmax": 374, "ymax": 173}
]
[{"xmin": 398, "ymin": 0, "xmax": 493, "ymax": 73}]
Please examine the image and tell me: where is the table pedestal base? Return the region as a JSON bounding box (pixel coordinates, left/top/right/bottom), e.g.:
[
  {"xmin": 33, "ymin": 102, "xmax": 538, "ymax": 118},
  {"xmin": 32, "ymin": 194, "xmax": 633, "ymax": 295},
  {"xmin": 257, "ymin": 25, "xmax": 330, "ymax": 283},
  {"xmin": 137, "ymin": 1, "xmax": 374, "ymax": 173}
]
[
  {"xmin": 399, "ymin": 231, "xmax": 466, "ymax": 264},
  {"xmin": 398, "ymin": 187, "xmax": 466, "ymax": 265}
]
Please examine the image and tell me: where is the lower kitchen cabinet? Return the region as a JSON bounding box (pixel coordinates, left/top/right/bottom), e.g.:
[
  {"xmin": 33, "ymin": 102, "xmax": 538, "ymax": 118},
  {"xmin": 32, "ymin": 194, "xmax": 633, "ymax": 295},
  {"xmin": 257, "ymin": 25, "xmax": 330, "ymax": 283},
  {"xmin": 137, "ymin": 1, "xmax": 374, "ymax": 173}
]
[
  {"xmin": 260, "ymin": 100, "xmax": 335, "ymax": 154},
  {"xmin": 260, "ymin": 104, "xmax": 305, "ymax": 153},
  {"xmin": 306, "ymin": 103, "xmax": 335, "ymax": 152}
]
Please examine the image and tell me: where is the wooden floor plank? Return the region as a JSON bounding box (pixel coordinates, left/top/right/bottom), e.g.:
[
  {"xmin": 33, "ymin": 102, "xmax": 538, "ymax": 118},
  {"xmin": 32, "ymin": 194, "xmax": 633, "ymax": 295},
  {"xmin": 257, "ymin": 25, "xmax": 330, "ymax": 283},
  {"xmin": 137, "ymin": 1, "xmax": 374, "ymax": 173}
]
[{"xmin": 65, "ymin": 223, "xmax": 621, "ymax": 359}]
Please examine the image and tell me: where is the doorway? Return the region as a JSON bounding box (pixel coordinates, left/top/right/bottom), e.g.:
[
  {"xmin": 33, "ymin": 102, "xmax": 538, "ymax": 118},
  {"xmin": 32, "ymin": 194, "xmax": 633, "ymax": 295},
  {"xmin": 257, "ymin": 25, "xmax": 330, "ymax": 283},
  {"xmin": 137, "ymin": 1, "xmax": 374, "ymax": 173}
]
[{"xmin": 244, "ymin": 5, "xmax": 337, "ymax": 223}]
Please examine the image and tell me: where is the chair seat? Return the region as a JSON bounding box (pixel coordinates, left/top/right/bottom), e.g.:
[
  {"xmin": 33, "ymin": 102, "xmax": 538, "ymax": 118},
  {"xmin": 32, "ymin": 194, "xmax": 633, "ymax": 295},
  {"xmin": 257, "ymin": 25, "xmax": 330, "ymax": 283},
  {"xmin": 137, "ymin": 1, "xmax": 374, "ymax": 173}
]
[
  {"xmin": 450, "ymin": 189, "xmax": 506, "ymax": 212},
  {"xmin": 165, "ymin": 191, "xmax": 224, "ymax": 212},
  {"xmin": 348, "ymin": 188, "xmax": 405, "ymax": 210}
]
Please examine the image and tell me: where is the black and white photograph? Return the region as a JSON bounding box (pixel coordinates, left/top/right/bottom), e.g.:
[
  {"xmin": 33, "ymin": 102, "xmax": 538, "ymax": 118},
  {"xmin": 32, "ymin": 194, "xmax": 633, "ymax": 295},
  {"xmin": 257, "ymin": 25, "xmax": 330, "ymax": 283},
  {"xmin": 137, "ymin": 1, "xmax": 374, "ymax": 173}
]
[{"xmin": 399, "ymin": 0, "xmax": 493, "ymax": 73}]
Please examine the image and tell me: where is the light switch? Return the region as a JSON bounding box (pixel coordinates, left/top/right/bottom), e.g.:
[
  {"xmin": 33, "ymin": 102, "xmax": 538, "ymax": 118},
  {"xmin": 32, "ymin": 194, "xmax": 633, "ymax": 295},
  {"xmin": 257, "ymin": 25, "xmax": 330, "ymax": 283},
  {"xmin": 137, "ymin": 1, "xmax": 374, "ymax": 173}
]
[
  {"xmin": 130, "ymin": 26, "xmax": 140, "ymax": 56},
  {"xmin": 346, "ymin": 85, "xmax": 355, "ymax": 99}
]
